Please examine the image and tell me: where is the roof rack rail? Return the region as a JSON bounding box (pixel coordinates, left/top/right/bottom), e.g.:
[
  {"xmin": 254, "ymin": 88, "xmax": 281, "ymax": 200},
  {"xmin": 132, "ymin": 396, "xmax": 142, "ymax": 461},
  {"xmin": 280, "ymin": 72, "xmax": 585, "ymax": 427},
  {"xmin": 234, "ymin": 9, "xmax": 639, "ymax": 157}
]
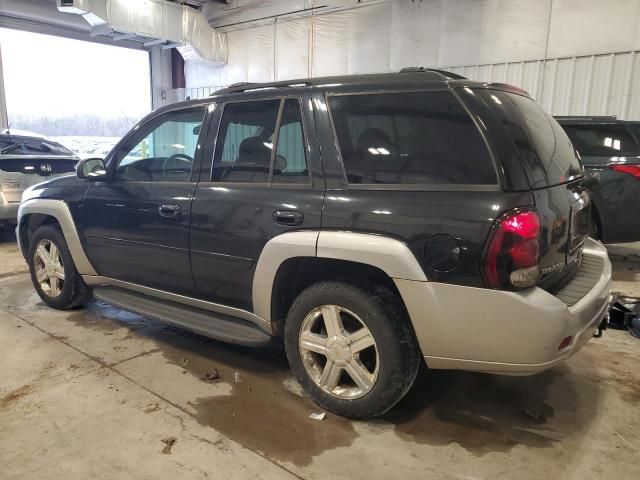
[
  {"xmin": 399, "ymin": 67, "xmax": 467, "ymax": 80},
  {"xmin": 212, "ymin": 80, "xmax": 313, "ymax": 95}
]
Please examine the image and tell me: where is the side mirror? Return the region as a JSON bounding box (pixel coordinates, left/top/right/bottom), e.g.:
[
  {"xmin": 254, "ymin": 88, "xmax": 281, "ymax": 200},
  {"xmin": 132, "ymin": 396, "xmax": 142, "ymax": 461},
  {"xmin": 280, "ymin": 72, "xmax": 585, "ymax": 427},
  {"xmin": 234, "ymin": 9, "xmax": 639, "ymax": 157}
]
[{"xmin": 77, "ymin": 158, "xmax": 107, "ymax": 181}]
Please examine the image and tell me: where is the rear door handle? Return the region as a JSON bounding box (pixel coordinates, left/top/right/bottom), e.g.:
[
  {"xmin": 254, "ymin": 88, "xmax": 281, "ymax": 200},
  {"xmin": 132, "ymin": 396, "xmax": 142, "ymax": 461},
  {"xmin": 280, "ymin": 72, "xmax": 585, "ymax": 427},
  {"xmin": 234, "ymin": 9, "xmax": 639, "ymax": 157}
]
[
  {"xmin": 272, "ymin": 210, "xmax": 304, "ymax": 226},
  {"xmin": 158, "ymin": 204, "xmax": 181, "ymax": 218}
]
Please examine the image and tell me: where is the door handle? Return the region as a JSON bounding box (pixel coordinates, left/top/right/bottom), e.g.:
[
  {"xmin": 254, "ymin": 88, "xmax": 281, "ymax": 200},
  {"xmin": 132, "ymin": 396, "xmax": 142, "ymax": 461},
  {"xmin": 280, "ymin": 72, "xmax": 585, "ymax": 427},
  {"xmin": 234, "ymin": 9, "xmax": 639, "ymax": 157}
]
[
  {"xmin": 273, "ymin": 210, "xmax": 304, "ymax": 226},
  {"xmin": 158, "ymin": 204, "xmax": 181, "ymax": 218}
]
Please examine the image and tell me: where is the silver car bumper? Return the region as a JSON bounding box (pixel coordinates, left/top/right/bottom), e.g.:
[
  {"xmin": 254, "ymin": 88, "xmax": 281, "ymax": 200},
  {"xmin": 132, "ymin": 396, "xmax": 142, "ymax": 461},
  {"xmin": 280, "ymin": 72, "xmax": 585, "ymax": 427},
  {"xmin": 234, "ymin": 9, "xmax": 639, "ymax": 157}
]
[{"xmin": 396, "ymin": 237, "xmax": 611, "ymax": 375}]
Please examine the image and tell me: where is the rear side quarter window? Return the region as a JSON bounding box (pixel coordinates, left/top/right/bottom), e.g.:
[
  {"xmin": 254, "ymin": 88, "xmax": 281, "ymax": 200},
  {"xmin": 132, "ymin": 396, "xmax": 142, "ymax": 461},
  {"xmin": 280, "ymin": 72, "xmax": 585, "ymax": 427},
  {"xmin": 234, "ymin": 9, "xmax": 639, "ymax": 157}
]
[
  {"xmin": 327, "ymin": 91, "xmax": 498, "ymax": 186},
  {"xmin": 478, "ymin": 90, "xmax": 582, "ymax": 187}
]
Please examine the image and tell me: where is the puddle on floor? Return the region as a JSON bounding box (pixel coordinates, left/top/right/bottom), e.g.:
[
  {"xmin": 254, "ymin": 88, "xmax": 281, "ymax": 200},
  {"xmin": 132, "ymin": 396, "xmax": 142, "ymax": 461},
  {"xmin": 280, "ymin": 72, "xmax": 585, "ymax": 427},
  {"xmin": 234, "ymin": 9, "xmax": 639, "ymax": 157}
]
[
  {"xmin": 65, "ymin": 303, "xmax": 151, "ymax": 335},
  {"xmin": 66, "ymin": 300, "xmax": 359, "ymax": 467},
  {"xmin": 381, "ymin": 367, "xmax": 566, "ymax": 455}
]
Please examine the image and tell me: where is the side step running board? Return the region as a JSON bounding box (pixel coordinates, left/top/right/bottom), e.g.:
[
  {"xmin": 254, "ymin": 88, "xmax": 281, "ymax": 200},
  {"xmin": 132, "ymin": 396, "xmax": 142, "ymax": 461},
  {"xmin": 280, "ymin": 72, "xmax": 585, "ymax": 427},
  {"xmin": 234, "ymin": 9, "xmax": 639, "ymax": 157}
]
[{"xmin": 92, "ymin": 286, "xmax": 274, "ymax": 347}]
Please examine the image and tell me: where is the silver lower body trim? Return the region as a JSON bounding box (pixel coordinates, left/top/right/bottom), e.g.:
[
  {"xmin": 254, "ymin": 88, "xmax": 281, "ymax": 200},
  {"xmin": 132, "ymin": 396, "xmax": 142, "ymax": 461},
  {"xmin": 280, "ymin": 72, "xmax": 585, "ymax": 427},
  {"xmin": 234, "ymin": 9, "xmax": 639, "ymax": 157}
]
[
  {"xmin": 82, "ymin": 275, "xmax": 276, "ymax": 336},
  {"xmin": 18, "ymin": 198, "xmax": 98, "ymax": 275}
]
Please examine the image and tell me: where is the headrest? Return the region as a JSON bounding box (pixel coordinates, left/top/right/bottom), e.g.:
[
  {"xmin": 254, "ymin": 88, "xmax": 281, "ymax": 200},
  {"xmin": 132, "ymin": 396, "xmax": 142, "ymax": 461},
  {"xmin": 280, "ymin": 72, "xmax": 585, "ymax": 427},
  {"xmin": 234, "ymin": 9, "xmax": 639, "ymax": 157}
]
[{"xmin": 238, "ymin": 136, "xmax": 272, "ymax": 166}]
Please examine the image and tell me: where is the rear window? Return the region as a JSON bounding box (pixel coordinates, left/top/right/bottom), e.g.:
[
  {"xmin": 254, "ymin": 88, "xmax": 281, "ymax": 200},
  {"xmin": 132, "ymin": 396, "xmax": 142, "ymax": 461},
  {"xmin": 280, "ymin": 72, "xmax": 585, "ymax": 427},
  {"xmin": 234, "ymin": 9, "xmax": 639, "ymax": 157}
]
[
  {"xmin": 478, "ymin": 90, "xmax": 582, "ymax": 187},
  {"xmin": 328, "ymin": 91, "xmax": 497, "ymax": 186},
  {"xmin": 560, "ymin": 123, "xmax": 640, "ymax": 157},
  {"xmin": 0, "ymin": 139, "xmax": 75, "ymax": 156}
]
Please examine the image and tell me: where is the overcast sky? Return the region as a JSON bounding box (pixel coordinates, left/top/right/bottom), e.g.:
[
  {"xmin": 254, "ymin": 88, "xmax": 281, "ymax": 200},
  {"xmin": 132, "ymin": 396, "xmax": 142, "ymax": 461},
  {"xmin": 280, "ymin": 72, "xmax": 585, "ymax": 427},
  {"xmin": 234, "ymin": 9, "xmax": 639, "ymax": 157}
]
[{"xmin": 0, "ymin": 28, "xmax": 151, "ymax": 118}]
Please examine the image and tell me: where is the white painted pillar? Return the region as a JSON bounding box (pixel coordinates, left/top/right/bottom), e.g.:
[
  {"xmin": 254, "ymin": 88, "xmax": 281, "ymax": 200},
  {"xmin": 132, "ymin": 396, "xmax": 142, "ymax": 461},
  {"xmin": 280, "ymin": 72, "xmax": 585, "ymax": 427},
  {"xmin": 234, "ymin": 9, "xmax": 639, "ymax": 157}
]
[{"xmin": 0, "ymin": 44, "xmax": 8, "ymax": 130}]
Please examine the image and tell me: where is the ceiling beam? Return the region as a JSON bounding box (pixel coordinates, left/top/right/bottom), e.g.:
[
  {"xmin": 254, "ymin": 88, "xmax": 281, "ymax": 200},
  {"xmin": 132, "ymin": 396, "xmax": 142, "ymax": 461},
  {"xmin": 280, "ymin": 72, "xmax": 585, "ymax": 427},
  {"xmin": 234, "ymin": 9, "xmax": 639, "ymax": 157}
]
[
  {"xmin": 144, "ymin": 38, "xmax": 167, "ymax": 47},
  {"xmin": 113, "ymin": 32, "xmax": 138, "ymax": 41}
]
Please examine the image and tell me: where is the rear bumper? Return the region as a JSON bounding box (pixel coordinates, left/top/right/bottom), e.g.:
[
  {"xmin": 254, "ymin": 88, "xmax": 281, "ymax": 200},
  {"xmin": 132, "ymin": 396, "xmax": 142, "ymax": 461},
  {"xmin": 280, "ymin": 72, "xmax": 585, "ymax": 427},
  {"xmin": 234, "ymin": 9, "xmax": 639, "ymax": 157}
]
[{"xmin": 396, "ymin": 237, "xmax": 611, "ymax": 375}]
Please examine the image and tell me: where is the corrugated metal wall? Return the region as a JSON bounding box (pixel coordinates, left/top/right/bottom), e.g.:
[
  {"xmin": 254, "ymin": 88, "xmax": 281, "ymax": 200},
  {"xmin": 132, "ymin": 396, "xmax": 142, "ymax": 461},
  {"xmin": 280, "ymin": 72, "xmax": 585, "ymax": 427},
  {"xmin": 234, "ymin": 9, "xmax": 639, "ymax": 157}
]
[{"xmin": 445, "ymin": 51, "xmax": 640, "ymax": 120}]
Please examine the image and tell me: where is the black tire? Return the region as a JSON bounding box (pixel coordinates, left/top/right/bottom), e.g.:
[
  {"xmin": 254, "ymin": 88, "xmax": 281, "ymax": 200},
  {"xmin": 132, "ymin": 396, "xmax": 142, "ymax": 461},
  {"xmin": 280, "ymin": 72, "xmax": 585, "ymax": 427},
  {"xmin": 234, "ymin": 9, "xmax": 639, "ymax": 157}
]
[
  {"xmin": 284, "ymin": 280, "xmax": 421, "ymax": 419},
  {"xmin": 28, "ymin": 224, "xmax": 87, "ymax": 309}
]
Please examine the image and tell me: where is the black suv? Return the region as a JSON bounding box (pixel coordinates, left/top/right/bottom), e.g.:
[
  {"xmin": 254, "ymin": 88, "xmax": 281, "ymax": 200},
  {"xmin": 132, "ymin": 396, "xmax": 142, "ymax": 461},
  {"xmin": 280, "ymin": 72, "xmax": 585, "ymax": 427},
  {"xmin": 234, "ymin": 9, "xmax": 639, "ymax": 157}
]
[
  {"xmin": 556, "ymin": 116, "xmax": 640, "ymax": 243},
  {"xmin": 17, "ymin": 70, "xmax": 611, "ymax": 419}
]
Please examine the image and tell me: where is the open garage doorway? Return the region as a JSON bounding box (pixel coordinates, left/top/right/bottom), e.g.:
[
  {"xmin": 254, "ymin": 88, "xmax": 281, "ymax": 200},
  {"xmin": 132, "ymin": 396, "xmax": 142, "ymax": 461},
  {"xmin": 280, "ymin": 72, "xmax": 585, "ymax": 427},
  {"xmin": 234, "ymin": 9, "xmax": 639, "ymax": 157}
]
[{"xmin": 0, "ymin": 28, "xmax": 151, "ymax": 159}]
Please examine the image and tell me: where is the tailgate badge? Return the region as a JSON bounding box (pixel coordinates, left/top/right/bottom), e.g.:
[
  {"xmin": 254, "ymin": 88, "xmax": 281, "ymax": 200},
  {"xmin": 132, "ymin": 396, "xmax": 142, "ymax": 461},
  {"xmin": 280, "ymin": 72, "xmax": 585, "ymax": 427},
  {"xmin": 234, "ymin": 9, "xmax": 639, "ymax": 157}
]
[{"xmin": 541, "ymin": 262, "xmax": 564, "ymax": 275}]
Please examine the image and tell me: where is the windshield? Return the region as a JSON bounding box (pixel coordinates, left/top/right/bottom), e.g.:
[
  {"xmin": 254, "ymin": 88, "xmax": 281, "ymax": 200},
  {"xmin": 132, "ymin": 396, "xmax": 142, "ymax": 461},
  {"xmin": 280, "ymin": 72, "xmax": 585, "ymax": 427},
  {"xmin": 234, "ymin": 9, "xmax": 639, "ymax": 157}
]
[
  {"xmin": 0, "ymin": 138, "xmax": 75, "ymax": 156},
  {"xmin": 478, "ymin": 90, "xmax": 583, "ymax": 188},
  {"xmin": 560, "ymin": 123, "xmax": 640, "ymax": 157}
]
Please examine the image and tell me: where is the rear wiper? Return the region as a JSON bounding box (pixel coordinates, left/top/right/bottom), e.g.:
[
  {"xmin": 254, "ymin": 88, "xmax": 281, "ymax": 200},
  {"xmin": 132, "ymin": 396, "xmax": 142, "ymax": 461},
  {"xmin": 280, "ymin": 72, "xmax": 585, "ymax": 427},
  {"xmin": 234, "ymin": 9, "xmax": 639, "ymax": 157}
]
[{"xmin": 0, "ymin": 142, "xmax": 23, "ymax": 154}]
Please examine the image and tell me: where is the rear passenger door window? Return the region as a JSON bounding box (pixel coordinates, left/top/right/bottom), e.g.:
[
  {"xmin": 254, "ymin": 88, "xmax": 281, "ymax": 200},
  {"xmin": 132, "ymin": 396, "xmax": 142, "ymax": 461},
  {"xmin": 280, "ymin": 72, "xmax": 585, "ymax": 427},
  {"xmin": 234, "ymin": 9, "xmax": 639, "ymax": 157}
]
[
  {"xmin": 273, "ymin": 99, "xmax": 309, "ymax": 184},
  {"xmin": 212, "ymin": 98, "xmax": 310, "ymax": 185},
  {"xmin": 212, "ymin": 100, "xmax": 280, "ymax": 183},
  {"xmin": 328, "ymin": 91, "xmax": 497, "ymax": 186}
]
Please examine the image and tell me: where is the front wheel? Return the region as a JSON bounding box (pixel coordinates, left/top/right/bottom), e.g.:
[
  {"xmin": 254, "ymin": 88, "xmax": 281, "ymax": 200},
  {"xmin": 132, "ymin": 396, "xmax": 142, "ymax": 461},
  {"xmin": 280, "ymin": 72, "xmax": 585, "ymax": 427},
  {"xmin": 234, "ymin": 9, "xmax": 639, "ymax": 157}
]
[
  {"xmin": 284, "ymin": 281, "xmax": 421, "ymax": 419},
  {"xmin": 28, "ymin": 225, "xmax": 87, "ymax": 309}
]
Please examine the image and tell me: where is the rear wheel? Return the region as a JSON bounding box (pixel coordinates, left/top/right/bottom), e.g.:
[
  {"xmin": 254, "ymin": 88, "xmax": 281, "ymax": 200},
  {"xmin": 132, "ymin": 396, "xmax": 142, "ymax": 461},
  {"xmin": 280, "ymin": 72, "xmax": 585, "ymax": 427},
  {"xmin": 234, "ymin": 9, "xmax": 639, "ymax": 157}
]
[
  {"xmin": 28, "ymin": 225, "xmax": 87, "ymax": 309},
  {"xmin": 284, "ymin": 280, "xmax": 421, "ymax": 419}
]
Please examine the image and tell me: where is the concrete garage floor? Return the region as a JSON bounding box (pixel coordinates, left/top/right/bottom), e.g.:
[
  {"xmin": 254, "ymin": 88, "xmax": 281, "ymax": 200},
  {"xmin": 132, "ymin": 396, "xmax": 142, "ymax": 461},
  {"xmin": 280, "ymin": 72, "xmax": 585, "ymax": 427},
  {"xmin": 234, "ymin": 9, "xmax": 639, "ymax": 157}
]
[{"xmin": 1, "ymin": 232, "xmax": 639, "ymax": 480}]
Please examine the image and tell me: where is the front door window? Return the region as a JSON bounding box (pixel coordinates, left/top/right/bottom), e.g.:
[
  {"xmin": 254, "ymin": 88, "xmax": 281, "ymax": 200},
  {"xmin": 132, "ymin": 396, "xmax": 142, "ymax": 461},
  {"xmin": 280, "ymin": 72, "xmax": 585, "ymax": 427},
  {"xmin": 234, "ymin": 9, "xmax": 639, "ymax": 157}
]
[{"xmin": 113, "ymin": 107, "xmax": 206, "ymax": 182}]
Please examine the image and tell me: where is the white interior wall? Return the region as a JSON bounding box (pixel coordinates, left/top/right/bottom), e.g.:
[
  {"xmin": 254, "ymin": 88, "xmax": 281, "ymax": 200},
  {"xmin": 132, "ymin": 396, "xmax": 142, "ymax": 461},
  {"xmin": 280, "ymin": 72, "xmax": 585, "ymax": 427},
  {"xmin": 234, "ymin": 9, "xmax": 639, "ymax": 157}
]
[{"xmin": 183, "ymin": 0, "xmax": 640, "ymax": 119}]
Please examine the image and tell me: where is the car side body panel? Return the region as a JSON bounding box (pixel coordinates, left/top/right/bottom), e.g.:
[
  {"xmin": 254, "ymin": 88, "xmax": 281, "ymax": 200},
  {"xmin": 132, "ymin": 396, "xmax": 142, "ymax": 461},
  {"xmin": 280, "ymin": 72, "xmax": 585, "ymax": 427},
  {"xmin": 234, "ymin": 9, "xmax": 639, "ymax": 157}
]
[
  {"xmin": 320, "ymin": 189, "xmax": 535, "ymax": 288},
  {"xmin": 581, "ymin": 155, "xmax": 640, "ymax": 243},
  {"xmin": 190, "ymin": 185, "xmax": 325, "ymax": 311}
]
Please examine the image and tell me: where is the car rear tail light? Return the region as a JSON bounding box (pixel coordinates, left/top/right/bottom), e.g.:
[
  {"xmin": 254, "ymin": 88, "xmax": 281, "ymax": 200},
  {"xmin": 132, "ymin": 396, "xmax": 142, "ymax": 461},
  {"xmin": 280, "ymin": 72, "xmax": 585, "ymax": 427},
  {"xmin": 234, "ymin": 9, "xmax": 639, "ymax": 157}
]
[
  {"xmin": 609, "ymin": 164, "xmax": 640, "ymax": 179},
  {"xmin": 483, "ymin": 209, "xmax": 541, "ymax": 289}
]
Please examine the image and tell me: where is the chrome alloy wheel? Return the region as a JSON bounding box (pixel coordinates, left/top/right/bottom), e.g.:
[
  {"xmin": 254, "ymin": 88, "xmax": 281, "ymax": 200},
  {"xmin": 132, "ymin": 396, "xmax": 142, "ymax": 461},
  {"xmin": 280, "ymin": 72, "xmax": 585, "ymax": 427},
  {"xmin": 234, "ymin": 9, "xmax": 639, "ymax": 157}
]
[
  {"xmin": 299, "ymin": 305, "xmax": 379, "ymax": 399},
  {"xmin": 33, "ymin": 239, "xmax": 65, "ymax": 298}
]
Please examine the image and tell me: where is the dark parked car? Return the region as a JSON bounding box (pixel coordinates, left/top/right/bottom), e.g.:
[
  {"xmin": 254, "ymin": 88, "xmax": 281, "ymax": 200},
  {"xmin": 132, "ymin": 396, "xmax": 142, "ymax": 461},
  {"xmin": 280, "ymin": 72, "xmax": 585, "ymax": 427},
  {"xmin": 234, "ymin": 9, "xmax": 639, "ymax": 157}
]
[
  {"xmin": 0, "ymin": 131, "xmax": 78, "ymax": 230},
  {"xmin": 16, "ymin": 70, "xmax": 611, "ymax": 418},
  {"xmin": 556, "ymin": 116, "xmax": 640, "ymax": 243}
]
